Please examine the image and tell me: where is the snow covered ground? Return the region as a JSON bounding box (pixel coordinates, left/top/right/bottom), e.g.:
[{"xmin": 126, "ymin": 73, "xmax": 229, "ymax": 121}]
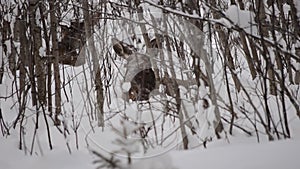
[
  {"xmin": 172, "ymin": 139, "xmax": 300, "ymax": 169},
  {"xmin": 1, "ymin": 122, "xmax": 300, "ymax": 169},
  {"xmin": 1, "ymin": 134, "xmax": 300, "ymax": 169}
]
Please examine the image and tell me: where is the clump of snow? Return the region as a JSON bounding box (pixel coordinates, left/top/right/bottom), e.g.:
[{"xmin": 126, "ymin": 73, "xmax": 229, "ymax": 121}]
[
  {"xmin": 122, "ymin": 82, "xmax": 131, "ymax": 92},
  {"xmin": 39, "ymin": 46, "xmax": 46, "ymax": 56}
]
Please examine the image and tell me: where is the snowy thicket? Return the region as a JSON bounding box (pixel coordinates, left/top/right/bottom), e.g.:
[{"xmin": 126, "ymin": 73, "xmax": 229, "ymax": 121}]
[{"xmin": 0, "ymin": 0, "xmax": 300, "ymax": 169}]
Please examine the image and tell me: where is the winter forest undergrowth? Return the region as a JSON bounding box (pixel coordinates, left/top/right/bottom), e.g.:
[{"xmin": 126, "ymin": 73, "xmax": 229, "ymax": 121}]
[{"xmin": 0, "ymin": 0, "xmax": 300, "ymax": 168}]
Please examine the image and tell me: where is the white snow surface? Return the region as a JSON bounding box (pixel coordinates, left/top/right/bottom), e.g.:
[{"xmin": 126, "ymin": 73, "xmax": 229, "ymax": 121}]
[
  {"xmin": 172, "ymin": 139, "xmax": 300, "ymax": 169},
  {"xmin": 1, "ymin": 134, "xmax": 299, "ymax": 169}
]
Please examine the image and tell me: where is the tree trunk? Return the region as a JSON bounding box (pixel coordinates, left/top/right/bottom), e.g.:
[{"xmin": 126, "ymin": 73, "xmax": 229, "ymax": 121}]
[
  {"xmin": 29, "ymin": 0, "xmax": 46, "ymax": 104},
  {"xmin": 49, "ymin": 0, "xmax": 61, "ymax": 125},
  {"xmin": 82, "ymin": 1, "xmax": 104, "ymax": 127}
]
